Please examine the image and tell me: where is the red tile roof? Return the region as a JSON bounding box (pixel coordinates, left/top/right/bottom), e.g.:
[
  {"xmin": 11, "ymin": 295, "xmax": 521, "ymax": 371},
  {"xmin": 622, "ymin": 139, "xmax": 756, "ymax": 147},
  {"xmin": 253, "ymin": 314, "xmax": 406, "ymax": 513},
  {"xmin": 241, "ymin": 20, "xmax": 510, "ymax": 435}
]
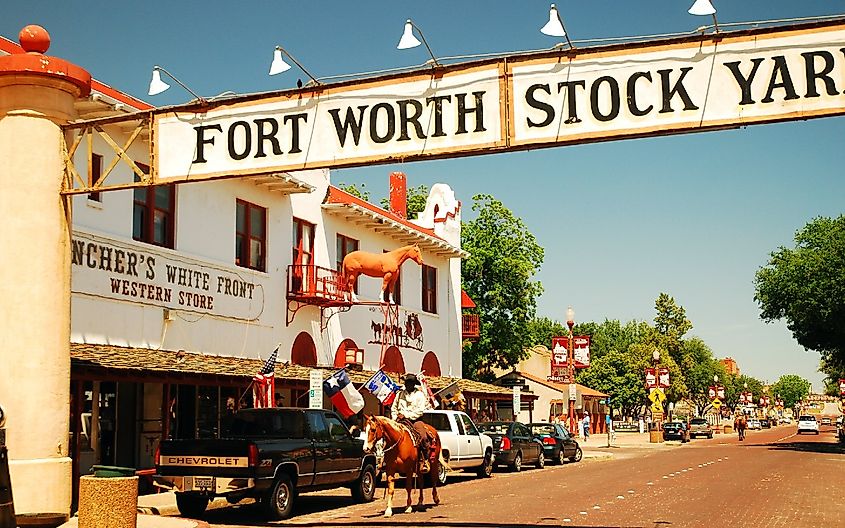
[
  {"xmin": 461, "ymin": 290, "xmax": 476, "ymax": 309},
  {"xmin": 515, "ymin": 371, "xmax": 608, "ymax": 398},
  {"xmin": 324, "ymin": 185, "xmax": 441, "ymax": 240}
]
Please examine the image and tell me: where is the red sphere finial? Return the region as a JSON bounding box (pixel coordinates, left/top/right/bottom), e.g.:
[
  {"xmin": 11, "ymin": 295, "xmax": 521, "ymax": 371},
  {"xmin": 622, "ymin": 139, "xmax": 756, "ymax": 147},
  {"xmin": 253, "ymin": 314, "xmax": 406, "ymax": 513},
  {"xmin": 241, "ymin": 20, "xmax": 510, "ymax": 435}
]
[{"xmin": 19, "ymin": 25, "xmax": 50, "ymax": 54}]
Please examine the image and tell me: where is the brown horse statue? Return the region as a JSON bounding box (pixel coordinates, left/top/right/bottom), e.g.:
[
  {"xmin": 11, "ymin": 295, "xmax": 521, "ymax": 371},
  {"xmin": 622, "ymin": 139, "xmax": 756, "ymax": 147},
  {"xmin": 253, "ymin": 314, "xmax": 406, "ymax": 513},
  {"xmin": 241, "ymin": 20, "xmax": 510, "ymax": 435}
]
[
  {"xmin": 342, "ymin": 245, "xmax": 424, "ymax": 303},
  {"xmin": 363, "ymin": 415, "xmax": 442, "ymax": 517}
]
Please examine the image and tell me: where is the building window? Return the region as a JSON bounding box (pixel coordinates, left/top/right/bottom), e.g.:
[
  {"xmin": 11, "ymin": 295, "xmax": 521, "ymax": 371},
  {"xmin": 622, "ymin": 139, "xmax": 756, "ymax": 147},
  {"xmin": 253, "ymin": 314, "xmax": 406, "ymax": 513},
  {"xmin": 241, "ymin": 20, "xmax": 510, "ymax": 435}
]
[
  {"xmin": 422, "ymin": 264, "xmax": 437, "ymax": 313},
  {"xmin": 88, "ymin": 153, "xmax": 103, "ymax": 202},
  {"xmin": 133, "ymin": 163, "xmax": 175, "ymax": 248},
  {"xmin": 336, "ymin": 234, "xmax": 359, "ymax": 293},
  {"xmin": 236, "ymin": 200, "xmax": 266, "ymax": 272},
  {"xmin": 383, "ymin": 249, "xmax": 401, "ymax": 305},
  {"xmin": 292, "ymin": 218, "xmax": 315, "ymax": 292}
]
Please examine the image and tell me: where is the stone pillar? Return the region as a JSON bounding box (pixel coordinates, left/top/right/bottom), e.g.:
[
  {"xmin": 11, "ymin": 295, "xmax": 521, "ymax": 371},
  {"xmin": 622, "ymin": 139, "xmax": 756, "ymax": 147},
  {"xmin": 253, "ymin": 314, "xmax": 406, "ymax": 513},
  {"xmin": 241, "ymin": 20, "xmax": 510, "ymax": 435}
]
[{"xmin": 0, "ymin": 25, "xmax": 90, "ymax": 516}]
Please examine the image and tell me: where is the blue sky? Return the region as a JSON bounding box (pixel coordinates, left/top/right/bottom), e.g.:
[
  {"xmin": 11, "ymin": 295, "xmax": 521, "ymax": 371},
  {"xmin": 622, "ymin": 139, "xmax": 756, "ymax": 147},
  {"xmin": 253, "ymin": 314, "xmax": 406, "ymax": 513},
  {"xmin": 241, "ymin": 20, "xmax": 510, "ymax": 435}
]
[{"xmin": 4, "ymin": 1, "xmax": 843, "ymax": 389}]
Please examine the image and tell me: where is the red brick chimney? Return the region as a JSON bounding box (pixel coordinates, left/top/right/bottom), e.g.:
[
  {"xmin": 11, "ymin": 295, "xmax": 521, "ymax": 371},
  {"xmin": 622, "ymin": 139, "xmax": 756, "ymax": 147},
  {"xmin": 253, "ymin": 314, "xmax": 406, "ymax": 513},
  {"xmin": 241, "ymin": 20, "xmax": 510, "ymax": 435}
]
[{"xmin": 389, "ymin": 172, "xmax": 407, "ymax": 219}]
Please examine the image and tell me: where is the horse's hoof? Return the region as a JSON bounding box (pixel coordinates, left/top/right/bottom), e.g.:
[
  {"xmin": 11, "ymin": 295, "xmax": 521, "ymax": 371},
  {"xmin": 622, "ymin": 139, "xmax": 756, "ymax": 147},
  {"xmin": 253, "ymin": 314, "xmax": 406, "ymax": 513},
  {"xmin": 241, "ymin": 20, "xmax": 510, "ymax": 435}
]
[
  {"xmin": 384, "ymin": 509, "xmax": 393, "ymax": 518},
  {"xmin": 405, "ymin": 506, "xmax": 413, "ymax": 514}
]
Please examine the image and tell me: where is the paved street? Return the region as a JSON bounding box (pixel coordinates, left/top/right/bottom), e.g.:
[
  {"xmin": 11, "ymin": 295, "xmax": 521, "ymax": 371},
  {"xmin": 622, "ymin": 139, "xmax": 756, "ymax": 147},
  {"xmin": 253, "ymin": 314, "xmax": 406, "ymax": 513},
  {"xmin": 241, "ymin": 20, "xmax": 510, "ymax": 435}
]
[{"xmin": 199, "ymin": 424, "xmax": 845, "ymax": 528}]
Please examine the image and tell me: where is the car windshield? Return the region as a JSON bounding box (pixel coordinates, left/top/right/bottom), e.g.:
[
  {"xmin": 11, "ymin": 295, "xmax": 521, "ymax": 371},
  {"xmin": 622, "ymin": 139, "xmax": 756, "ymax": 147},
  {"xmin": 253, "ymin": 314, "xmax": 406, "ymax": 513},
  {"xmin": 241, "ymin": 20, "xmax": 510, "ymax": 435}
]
[
  {"xmin": 690, "ymin": 419, "xmax": 707, "ymax": 425},
  {"xmin": 530, "ymin": 424, "xmax": 556, "ymax": 436},
  {"xmin": 478, "ymin": 423, "xmax": 510, "ymax": 435},
  {"xmin": 799, "ymin": 416, "xmax": 816, "ymax": 421}
]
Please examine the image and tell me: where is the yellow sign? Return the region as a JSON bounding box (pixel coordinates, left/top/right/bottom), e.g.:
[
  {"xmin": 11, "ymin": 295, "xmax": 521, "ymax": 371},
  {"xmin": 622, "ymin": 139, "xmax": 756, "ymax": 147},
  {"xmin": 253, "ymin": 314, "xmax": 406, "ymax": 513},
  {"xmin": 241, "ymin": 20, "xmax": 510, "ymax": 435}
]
[
  {"xmin": 651, "ymin": 401, "xmax": 664, "ymax": 414},
  {"xmin": 649, "ymin": 388, "xmax": 666, "ymax": 404},
  {"xmin": 712, "ymin": 399, "xmax": 722, "ymax": 410}
]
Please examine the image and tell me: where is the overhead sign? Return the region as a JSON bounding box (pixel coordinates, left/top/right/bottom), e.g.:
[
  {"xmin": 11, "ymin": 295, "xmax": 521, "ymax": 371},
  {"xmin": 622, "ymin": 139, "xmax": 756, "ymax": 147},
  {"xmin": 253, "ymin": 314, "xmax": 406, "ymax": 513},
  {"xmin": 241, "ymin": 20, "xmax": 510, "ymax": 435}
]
[{"xmin": 145, "ymin": 20, "xmax": 845, "ymax": 183}]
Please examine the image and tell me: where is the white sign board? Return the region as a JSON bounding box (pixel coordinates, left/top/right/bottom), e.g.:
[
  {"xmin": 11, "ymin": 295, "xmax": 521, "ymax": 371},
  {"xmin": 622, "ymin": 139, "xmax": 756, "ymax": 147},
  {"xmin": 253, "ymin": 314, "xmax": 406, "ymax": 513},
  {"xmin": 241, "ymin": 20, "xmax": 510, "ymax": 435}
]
[
  {"xmin": 309, "ymin": 369, "xmax": 324, "ymax": 409},
  {"xmin": 71, "ymin": 230, "xmax": 264, "ymax": 320},
  {"xmin": 147, "ymin": 21, "xmax": 845, "ymax": 183},
  {"xmin": 155, "ymin": 66, "xmax": 503, "ymax": 181},
  {"xmin": 512, "ymin": 386, "xmax": 521, "ymax": 417},
  {"xmin": 569, "ymin": 383, "xmax": 577, "ymax": 401}
]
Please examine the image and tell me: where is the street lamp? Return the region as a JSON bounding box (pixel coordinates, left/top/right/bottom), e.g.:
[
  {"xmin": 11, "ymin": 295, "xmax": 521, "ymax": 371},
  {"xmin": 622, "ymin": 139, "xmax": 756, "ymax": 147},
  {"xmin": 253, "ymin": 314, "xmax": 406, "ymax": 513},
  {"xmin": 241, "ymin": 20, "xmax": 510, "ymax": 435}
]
[
  {"xmin": 651, "ymin": 349, "xmax": 662, "ymax": 443},
  {"xmin": 566, "ymin": 306, "xmax": 576, "ymax": 436}
]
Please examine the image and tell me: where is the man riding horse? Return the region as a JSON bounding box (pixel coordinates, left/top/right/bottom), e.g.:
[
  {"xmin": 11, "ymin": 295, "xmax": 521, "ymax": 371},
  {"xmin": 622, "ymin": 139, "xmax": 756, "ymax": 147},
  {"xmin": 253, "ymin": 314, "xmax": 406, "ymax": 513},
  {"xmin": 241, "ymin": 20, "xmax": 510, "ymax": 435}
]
[{"xmin": 391, "ymin": 373, "xmax": 436, "ymax": 473}]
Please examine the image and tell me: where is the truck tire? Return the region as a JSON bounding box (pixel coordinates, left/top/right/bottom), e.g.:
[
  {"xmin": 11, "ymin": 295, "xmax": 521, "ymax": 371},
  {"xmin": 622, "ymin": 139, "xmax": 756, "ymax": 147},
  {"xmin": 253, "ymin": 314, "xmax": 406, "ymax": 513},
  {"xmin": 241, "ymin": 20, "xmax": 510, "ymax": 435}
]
[
  {"xmin": 175, "ymin": 493, "xmax": 208, "ymax": 519},
  {"xmin": 351, "ymin": 465, "xmax": 376, "ymax": 503},
  {"xmin": 263, "ymin": 475, "xmax": 295, "ymax": 520},
  {"xmin": 476, "ymin": 450, "xmax": 493, "ymax": 478}
]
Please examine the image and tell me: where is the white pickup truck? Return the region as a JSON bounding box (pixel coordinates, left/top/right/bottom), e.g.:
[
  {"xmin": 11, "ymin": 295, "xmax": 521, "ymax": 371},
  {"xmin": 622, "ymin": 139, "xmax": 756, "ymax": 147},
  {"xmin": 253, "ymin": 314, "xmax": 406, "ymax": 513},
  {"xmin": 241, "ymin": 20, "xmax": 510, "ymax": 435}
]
[{"xmin": 421, "ymin": 410, "xmax": 494, "ymax": 485}]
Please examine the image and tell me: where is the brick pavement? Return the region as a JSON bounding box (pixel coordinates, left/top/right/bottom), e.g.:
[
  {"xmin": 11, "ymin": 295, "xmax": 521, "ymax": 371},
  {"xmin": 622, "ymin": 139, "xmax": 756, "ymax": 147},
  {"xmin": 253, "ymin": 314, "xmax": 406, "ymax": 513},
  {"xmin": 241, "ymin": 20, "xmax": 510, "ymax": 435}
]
[{"xmin": 196, "ymin": 424, "xmax": 844, "ymax": 527}]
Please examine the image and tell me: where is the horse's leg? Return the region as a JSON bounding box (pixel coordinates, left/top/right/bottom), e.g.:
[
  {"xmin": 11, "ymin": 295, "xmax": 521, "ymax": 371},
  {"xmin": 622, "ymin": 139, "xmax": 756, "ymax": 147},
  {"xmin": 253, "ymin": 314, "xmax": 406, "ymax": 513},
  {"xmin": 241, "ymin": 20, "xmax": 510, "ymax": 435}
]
[
  {"xmin": 347, "ymin": 272, "xmax": 359, "ymax": 302},
  {"xmin": 382, "ymin": 273, "xmax": 394, "ymax": 304},
  {"xmin": 417, "ymin": 460, "xmax": 425, "ymax": 507},
  {"xmin": 431, "ymin": 449, "xmax": 440, "ymax": 505},
  {"xmin": 384, "ymin": 472, "xmax": 395, "ymax": 517},
  {"xmin": 404, "ymin": 468, "xmax": 414, "ymax": 513}
]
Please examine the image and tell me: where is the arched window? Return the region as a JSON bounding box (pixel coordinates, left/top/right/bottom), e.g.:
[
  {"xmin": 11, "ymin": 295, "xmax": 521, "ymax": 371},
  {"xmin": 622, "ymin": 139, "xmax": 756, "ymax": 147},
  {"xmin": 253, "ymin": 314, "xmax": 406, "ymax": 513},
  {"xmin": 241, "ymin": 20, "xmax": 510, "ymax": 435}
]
[
  {"xmin": 381, "ymin": 346, "xmax": 405, "ymax": 374},
  {"xmin": 334, "ymin": 339, "xmax": 362, "ymax": 367},
  {"xmin": 421, "ymin": 351, "xmax": 441, "ymax": 377},
  {"xmin": 291, "ymin": 332, "xmax": 317, "ymax": 367}
]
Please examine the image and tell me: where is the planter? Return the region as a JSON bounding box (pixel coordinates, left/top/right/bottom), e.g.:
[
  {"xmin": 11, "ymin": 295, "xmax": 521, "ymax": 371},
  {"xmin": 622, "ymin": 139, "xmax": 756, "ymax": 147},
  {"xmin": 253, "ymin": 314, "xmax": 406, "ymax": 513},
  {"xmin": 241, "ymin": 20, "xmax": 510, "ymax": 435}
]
[{"xmin": 78, "ymin": 475, "xmax": 138, "ymax": 528}]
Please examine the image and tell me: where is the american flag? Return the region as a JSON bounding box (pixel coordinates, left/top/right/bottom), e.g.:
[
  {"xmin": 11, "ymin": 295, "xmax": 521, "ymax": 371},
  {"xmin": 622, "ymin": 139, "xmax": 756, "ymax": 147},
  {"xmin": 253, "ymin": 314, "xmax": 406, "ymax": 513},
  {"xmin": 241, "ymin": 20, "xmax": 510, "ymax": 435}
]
[{"xmin": 253, "ymin": 346, "xmax": 279, "ymax": 408}]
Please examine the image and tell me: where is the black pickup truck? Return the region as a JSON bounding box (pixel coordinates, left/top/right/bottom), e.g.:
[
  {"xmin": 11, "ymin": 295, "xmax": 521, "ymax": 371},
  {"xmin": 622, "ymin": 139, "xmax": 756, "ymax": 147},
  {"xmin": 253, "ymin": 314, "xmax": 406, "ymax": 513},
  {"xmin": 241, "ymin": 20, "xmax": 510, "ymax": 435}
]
[{"xmin": 155, "ymin": 408, "xmax": 377, "ymax": 520}]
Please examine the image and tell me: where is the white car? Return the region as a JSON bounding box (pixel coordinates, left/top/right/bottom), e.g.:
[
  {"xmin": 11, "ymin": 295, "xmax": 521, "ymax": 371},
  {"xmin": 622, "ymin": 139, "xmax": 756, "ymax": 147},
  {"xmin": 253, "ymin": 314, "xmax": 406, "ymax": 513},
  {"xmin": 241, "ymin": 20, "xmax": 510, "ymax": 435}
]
[
  {"xmin": 797, "ymin": 415, "xmax": 819, "ymax": 435},
  {"xmin": 748, "ymin": 419, "xmax": 761, "ymax": 430},
  {"xmin": 421, "ymin": 410, "xmax": 495, "ymax": 485}
]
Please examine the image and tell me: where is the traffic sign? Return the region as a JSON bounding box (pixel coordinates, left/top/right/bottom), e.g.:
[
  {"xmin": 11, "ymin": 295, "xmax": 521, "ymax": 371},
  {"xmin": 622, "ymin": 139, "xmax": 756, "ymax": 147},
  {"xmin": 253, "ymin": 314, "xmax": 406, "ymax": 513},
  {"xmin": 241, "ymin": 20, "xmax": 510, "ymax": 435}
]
[
  {"xmin": 712, "ymin": 399, "xmax": 722, "ymax": 410},
  {"xmin": 649, "ymin": 388, "xmax": 666, "ymax": 403},
  {"xmin": 650, "ymin": 401, "xmax": 663, "ymax": 413}
]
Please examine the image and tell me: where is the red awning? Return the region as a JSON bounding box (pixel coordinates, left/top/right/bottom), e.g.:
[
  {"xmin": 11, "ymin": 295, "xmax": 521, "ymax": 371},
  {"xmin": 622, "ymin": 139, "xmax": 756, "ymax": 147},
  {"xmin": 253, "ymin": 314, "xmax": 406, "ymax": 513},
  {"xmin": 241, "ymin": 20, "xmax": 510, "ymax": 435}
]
[{"xmin": 461, "ymin": 290, "xmax": 476, "ymax": 309}]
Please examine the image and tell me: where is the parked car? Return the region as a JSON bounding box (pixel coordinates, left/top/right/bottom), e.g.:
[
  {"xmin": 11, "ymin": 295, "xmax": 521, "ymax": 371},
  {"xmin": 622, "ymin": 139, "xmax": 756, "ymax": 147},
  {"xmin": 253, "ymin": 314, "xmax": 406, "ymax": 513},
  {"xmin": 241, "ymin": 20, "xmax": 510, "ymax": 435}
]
[
  {"xmin": 747, "ymin": 419, "xmax": 761, "ymax": 430},
  {"xmin": 760, "ymin": 419, "xmax": 771, "ymax": 429},
  {"xmin": 420, "ymin": 410, "xmax": 494, "ymax": 484},
  {"xmin": 797, "ymin": 415, "xmax": 819, "ymax": 435},
  {"xmin": 779, "ymin": 417, "xmax": 792, "ymax": 425},
  {"xmin": 478, "ymin": 421, "xmax": 545, "ymax": 472},
  {"xmin": 662, "ymin": 422, "xmax": 690, "ymax": 442},
  {"xmin": 527, "ymin": 422, "xmax": 582, "ymax": 464},
  {"xmin": 688, "ymin": 418, "xmax": 713, "ymax": 439},
  {"xmin": 155, "ymin": 408, "xmax": 377, "ymax": 520},
  {"xmin": 821, "ymin": 417, "xmax": 832, "ymax": 426}
]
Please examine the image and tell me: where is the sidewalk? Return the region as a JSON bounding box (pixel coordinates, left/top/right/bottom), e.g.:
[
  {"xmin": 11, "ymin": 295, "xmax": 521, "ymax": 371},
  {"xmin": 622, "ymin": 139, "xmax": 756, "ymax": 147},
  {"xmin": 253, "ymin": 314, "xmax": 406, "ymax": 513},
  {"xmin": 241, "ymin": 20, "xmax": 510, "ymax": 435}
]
[
  {"xmin": 579, "ymin": 431, "xmax": 679, "ymax": 451},
  {"xmin": 137, "ymin": 491, "xmax": 230, "ymax": 516},
  {"xmin": 60, "ymin": 514, "xmax": 209, "ymax": 528}
]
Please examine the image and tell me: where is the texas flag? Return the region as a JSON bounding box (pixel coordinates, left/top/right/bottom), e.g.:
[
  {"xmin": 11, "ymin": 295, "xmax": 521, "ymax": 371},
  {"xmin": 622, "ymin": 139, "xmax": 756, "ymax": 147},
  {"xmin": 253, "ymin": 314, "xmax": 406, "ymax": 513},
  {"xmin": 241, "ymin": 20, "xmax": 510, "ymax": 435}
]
[{"xmin": 323, "ymin": 369, "xmax": 365, "ymax": 418}]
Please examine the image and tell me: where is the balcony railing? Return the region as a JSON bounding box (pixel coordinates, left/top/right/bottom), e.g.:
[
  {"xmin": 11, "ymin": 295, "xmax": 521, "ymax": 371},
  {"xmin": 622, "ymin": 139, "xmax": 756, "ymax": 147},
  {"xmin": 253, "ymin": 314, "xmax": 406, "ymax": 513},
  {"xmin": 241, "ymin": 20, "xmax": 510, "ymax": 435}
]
[
  {"xmin": 286, "ymin": 264, "xmax": 349, "ymax": 307},
  {"xmin": 462, "ymin": 313, "xmax": 480, "ymax": 340}
]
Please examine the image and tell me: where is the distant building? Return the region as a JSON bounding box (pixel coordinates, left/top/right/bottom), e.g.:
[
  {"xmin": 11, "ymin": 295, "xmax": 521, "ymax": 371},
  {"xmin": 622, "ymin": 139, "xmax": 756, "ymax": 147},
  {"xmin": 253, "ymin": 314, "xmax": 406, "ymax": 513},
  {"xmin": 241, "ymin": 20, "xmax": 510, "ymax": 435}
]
[{"xmin": 721, "ymin": 357, "xmax": 740, "ymax": 376}]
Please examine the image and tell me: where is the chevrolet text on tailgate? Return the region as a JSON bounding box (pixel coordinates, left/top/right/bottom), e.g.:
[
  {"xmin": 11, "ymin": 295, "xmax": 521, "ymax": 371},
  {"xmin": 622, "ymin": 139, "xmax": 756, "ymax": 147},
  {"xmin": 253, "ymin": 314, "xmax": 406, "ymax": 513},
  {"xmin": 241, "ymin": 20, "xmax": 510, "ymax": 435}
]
[{"xmin": 154, "ymin": 408, "xmax": 377, "ymax": 520}]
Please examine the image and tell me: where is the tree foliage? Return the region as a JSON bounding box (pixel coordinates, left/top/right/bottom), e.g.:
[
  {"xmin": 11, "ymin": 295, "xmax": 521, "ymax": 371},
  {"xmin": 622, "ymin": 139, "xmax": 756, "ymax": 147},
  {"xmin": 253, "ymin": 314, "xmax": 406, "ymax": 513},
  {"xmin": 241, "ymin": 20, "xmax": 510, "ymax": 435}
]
[
  {"xmin": 754, "ymin": 215, "xmax": 845, "ymax": 369},
  {"xmin": 653, "ymin": 293, "xmax": 692, "ymax": 365},
  {"xmin": 526, "ymin": 316, "xmax": 567, "ymax": 349},
  {"xmin": 462, "ymin": 194, "xmax": 544, "ymax": 378},
  {"xmin": 337, "ymin": 182, "xmax": 370, "ymax": 201},
  {"xmin": 769, "ymin": 374, "xmax": 811, "ymax": 408}
]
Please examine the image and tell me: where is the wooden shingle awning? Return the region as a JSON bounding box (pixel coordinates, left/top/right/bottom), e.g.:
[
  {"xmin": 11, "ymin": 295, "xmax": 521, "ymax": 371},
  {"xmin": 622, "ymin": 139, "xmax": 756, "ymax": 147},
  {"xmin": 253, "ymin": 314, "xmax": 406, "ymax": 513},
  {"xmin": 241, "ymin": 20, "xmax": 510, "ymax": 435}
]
[{"xmin": 70, "ymin": 342, "xmax": 527, "ymax": 400}]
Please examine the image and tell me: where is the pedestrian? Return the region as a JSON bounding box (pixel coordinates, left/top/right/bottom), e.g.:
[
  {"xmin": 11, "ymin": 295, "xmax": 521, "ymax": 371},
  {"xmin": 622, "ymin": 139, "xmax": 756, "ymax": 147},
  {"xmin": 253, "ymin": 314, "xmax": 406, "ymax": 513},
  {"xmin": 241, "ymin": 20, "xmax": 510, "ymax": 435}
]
[
  {"xmin": 274, "ymin": 392, "xmax": 284, "ymax": 407},
  {"xmin": 583, "ymin": 412, "xmax": 591, "ymax": 440}
]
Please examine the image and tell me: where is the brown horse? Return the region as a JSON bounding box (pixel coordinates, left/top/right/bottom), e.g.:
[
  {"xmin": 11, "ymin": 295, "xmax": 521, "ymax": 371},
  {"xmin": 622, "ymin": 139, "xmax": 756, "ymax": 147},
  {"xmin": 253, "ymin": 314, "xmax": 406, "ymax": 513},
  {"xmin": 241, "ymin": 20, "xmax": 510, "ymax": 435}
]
[
  {"xmin": 342, "ymin": 245, "xmax": 424, "ymax": 303},
  {"xmin": 363, "ymin": 415, "xmax": 442, "ymax": 517}
]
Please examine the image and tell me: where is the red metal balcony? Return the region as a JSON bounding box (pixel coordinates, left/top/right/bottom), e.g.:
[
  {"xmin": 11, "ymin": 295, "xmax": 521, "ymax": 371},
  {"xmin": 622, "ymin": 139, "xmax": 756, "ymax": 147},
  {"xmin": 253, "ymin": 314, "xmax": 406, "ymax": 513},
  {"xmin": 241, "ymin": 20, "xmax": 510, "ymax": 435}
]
[
  {"xmin": 462, "ymin": 313, "xmax": 480, "ymax": 340},
  {"xmin": 286, "ymin": 265, "xmax": 350, "ymax": 307}
]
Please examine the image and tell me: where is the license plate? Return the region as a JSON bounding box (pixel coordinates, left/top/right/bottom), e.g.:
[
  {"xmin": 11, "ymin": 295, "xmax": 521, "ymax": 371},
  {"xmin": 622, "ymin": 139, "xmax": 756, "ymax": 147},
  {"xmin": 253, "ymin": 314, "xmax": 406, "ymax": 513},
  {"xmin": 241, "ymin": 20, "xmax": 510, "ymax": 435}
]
[{"xmin": 193, "ymin": 476, "xmax": 214, "ymax": 490}]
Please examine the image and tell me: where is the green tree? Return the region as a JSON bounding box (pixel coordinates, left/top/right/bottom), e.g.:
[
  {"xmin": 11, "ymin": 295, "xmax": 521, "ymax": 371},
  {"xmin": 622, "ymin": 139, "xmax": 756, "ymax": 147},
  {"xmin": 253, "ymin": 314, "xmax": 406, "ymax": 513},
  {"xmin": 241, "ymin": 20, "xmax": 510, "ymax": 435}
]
[
  {"xmin": 754, "ymin": 215, "xmax": 845, "ymax": 369},
  {"xmin": 380, "ymin": 184, "xmax": 429, "ymax": 219},
  {"xmin": 728, "ymin": 374, "xmax": 764, "ymax": 408},
  {"xmin": 576, "ymin": 319, "xmax": 653, "ymax": 362},
  {"xmin": 462, "ymin": 194, "xmax": 544, "ymax": 378},
  {"xmin": 527, "ymin": 316, "xmax": 567, "ymax": 348},
  {"xmin": 653, "ymin": 293, "xmax": 692, "ymax": 365},
  {"xmin": 337, "ymin": 182, "xmax": 370, "ymax": 202},
  {"xmin": 769, "ymin": 374, "xmax": 811, "ymax": 408}
]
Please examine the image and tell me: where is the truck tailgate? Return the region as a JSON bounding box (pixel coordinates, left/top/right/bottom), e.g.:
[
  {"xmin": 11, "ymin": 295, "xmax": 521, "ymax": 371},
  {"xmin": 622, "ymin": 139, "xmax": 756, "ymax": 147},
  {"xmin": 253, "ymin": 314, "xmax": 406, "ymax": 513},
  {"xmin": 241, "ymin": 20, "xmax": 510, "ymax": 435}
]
[{"xmin": 157, "ymin": 439, "xmax": 256, "ymax": 478}]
